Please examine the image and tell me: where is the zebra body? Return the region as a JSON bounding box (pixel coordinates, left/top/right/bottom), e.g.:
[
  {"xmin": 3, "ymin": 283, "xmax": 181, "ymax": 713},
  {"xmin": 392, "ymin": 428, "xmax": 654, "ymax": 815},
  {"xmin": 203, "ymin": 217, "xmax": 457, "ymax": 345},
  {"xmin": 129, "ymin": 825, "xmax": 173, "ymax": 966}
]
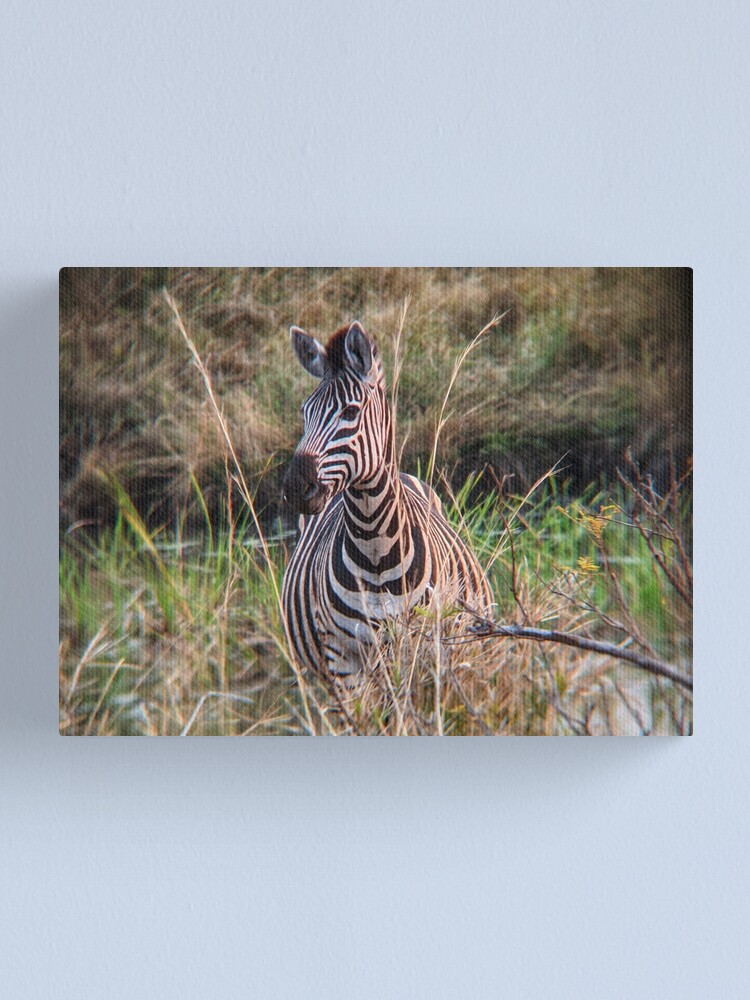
[{"xmin": 281, "ymin": 321, "xmax": 492, "ymax": 678}]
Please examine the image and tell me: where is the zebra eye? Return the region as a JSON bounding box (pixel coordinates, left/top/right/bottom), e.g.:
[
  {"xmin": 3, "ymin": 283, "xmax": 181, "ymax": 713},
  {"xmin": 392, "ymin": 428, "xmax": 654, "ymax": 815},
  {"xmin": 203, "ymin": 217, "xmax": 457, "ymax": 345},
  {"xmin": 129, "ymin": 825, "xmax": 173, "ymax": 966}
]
[{"xmin": 340, "ymin": 404, "xmax": 360, "ymax": 422}]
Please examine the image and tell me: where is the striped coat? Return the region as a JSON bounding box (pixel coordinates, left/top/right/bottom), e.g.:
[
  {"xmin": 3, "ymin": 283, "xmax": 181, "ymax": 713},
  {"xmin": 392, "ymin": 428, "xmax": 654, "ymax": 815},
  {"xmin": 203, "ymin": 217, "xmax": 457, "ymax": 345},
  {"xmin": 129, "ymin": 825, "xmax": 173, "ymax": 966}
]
[{"xmin": 281, "ymin": 321, "xmax": 492, "ymax": 678}]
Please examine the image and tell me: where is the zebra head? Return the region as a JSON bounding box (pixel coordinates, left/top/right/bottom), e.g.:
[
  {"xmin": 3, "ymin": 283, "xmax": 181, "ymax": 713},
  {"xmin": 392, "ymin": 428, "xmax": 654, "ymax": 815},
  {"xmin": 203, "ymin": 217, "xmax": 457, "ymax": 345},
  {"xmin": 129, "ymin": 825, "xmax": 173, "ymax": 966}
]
[{"xmin": 282, "ymin": 321, "xmax": 392, "ymax": 515}]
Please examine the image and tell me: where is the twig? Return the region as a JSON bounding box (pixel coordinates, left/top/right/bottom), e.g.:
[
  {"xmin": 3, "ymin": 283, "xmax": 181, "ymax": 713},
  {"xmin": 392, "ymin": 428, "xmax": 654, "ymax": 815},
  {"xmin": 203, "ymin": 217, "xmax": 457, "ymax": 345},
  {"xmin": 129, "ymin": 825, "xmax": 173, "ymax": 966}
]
[{"xmin": 454, "ymin": 602, "xmax": 693, "ymax": 692}]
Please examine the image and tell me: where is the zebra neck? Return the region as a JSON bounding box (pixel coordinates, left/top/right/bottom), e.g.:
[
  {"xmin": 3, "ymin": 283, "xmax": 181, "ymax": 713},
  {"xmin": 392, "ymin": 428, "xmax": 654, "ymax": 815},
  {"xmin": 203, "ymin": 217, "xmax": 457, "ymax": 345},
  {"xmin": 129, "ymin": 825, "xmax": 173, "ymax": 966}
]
[{"xmin": 342, "ymin": 464, "xmax": 406, "ymax": 545}]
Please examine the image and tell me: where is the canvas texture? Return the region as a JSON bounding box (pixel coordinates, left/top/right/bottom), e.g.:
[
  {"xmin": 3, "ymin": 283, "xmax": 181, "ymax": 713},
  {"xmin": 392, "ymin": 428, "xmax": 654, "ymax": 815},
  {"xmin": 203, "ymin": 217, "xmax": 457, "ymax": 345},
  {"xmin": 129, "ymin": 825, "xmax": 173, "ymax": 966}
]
[{"xmin": 59, "ymin": 267, "xmax": 693, "ymax": 735}]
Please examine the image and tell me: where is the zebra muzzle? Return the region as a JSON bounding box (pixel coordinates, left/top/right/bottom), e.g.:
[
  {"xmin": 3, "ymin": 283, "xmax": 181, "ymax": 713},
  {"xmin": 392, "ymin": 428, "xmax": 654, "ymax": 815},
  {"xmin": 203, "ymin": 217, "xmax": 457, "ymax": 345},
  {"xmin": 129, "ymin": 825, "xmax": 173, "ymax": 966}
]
[{"xmin": 282, "ymin": 452, "xmax": 329, "ymax": 514}]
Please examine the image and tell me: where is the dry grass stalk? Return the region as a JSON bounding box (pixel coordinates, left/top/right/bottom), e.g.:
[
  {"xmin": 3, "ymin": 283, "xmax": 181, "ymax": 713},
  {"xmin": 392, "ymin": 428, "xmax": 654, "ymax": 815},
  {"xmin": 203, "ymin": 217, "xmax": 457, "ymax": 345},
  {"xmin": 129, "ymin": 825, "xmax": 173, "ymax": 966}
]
[{"xmin": 164, "ymin": 290, "xmax": 319, "ymax": 735}]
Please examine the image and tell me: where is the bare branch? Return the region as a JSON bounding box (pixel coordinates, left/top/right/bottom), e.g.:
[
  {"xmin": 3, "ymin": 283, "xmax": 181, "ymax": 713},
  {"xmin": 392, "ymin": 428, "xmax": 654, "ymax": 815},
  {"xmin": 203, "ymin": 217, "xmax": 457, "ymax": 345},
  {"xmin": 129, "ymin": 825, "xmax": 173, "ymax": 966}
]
[{"xmin": 454, "ymin": 602, "xmax": 693, "ymax": 692}]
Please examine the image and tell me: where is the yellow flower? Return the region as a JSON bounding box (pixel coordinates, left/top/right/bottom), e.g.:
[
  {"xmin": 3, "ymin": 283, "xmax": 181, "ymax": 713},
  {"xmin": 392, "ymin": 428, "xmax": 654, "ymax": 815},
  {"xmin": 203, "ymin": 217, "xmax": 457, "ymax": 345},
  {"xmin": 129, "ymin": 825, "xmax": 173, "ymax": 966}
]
[{"xmin": 577, "ymin": 556, "xmax": 599, "ymax": 573}]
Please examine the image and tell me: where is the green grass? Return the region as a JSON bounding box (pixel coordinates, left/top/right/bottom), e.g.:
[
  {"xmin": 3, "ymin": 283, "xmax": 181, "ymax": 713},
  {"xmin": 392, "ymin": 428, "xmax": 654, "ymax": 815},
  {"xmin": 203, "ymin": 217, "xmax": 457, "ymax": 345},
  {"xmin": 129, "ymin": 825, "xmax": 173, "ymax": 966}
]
[
  {"xmin": 59, "ymin": 476, "xmax": 692, "ymax": 736},
  {"xmin": 60, "ymin": 510, "xmax": 293, "ymax": 736}
]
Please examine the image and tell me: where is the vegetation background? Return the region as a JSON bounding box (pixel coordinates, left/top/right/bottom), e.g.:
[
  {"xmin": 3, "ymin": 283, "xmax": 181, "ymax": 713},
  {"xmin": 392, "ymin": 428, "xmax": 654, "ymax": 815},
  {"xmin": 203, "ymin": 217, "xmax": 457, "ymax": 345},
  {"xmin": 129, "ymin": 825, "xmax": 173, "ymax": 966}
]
[{"xmin": 59, "ymin": 267, "xmax": 692, "ymax": 735}]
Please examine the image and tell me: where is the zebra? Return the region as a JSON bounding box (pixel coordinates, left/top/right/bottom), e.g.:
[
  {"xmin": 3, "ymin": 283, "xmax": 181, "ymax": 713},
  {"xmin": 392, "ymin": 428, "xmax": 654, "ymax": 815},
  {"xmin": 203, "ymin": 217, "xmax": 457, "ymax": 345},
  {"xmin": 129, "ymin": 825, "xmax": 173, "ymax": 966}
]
[{"xmin": 281, "ymin": 320, "xmax": 492, "ymax": 679}]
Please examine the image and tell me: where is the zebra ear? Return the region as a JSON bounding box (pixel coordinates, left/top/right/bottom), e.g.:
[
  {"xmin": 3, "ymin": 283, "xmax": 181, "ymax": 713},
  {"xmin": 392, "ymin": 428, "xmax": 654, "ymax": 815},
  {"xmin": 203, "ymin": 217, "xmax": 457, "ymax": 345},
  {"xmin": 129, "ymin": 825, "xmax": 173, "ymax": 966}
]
[
  {"xmin": 290, "ymin": 326, "xmax": 328, "ymax": 379},
  {"xmin": 344, "ymin": 321, "xmax": 375, "ymax": 379}
]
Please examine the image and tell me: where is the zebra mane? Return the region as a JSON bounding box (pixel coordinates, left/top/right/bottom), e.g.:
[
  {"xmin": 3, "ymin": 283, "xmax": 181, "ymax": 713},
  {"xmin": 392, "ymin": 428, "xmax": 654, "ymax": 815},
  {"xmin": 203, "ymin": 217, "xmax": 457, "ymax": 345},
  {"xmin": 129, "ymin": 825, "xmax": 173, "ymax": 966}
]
[{"xmin": 324, "ymin": 324, "xmax": 383, "ymax": 382}]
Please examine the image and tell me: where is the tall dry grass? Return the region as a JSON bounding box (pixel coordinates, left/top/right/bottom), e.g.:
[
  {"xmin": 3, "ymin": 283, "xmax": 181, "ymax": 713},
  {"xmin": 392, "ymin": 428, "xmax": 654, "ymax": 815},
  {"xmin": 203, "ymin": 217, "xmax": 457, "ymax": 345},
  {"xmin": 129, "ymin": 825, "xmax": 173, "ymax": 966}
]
[
  {"xmin": 60, "ymin": 274, "xmax": 692, "ymax": 735},
  {"xmin": 60, "ymin": 267, "xmax": 691, "ymax": 533}
]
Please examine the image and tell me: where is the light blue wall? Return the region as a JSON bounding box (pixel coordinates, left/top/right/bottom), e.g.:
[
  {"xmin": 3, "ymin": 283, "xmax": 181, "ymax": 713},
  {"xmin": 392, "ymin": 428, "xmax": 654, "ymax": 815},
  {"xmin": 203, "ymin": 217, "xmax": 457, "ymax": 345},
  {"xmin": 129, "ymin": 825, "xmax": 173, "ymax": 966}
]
[{"xmin": 2, "ymin": 1, "xmax": 747, "ymax": 996}]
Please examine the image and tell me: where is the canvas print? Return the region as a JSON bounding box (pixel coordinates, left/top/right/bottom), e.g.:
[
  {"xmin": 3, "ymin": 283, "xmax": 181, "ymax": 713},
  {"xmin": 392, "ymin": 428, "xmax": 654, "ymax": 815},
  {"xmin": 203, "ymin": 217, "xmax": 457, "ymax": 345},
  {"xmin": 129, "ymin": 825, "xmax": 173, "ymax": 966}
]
[{"xmin": 59, "ymin": 268, "xmax": 692, "ymax": 735}]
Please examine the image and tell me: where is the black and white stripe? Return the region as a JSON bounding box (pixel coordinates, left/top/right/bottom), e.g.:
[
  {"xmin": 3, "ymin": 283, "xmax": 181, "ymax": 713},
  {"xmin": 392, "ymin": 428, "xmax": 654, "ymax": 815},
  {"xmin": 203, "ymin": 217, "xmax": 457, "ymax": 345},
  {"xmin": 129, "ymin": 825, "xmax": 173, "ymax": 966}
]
[{"xmin": 281, "ymin": 321, "xmax": 492, "ymax": 678}]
